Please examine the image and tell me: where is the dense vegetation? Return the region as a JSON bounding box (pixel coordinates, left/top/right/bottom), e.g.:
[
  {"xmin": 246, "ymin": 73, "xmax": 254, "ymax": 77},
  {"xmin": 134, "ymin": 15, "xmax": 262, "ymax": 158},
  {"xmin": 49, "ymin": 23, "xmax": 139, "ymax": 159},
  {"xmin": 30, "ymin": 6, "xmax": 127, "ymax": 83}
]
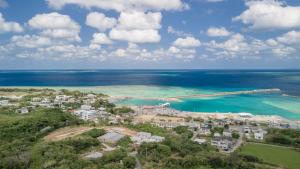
[
  {"xmin": 137, "ymin": 133, "xmax": 271, "ymax": 169},
  {"xmin": 265, "ymin": 128, "xmax": 300, "ymax": 148},
  {"xmin": 0, "ymin": 108, "xmax": 82, "ymax": 169}
]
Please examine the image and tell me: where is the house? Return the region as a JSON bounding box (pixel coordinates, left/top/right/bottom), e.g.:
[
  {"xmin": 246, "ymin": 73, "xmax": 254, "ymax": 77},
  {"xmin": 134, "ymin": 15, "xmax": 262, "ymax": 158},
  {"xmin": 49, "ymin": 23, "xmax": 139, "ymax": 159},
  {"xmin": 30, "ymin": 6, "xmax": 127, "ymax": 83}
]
[
  {"xmin": 214, "ymin": 133, "xmax": 221, "ymax": 137},
  {"xmin": 87, "ymin": 94, "xmax": 96, "ymax": 99},
  {"xmin": 20, "ymin": 107, "xmax": 29, "ymax": 114},
  {"xmin": 243, "ymin": 126, "xmax": 251, "ymax": 133},
  {"xmin": 211, "ymin": 137, "xmax": 233, "ymax": 151},
  {"xmin": 31, "ymin": 97, "xmax": 42, "ymax": 102},
  {"xmin": 193, "ymin": 138, "xmax": 206, "ymax": 144},
  {"xmin": 0, "ymin": 100, "xmax": 9, "ymax": 106},
  {"xmin": 74, "ymin": 109, "xmax": 97, "ymax": 121},
  {"xmin": 97, "ymin": 132, "xmax": 125, "ymax": 144},
  {"xmin": 254, "ymin": 132, "xmax": 264, "ymax": 140},
  {"xmin": 81, "ymin": 105, "xmax": 92, "ymax": 110},
  {"xmin": 131, "ymin": 132, "xmax": 165, "ymax": 145},
  {"xmin": 55, "ymin": 95, "xmax": 69, "ymax": 102},
  {"xmin": 223, "ymin": 131, "xmax": 232, "ymax": 138},
  {"xmin": 197, "ymin": 128, "xmax": 211, "ymax": 136}
]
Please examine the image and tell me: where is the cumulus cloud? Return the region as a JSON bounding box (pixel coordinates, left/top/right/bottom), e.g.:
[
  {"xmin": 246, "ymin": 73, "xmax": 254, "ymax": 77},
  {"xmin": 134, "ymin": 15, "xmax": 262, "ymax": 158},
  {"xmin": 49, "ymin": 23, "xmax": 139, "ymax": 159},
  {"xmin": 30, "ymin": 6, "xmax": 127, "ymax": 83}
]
[
  {"xmin": 109, "ymin": 29, "xmax": 160, "ymax": 43},
  {"xmin": 117, "ymin": 11, "xmax": 162, "ymax": 30},
  {"xmin": 277, "ymin": 31, "xmax": 300, "ymax": 44},
  {"xmin": 173, "ymin": 36, "xmax": 201, "ymax": 48},
  {"xmin": 167, "ymin": 26, "xmax": 192, "ymax": 37},
  {"xmin": 46, "ymin": 0, "xmax": 188, "ymax": 12},
  {"xmin": 11, "ymin": 35, "xmax": 52, "ymax": 48},
  {"xmin": 108, "ymin": 11, "xmax": 162, "ymax": 43},
  {"xmin": 233, "ymin": 0, "xmax": 300, "ymax": 29},
  {"xmin": 0, "ymin": 13, "xmax": 23, "ymax": 34},
  {"xmin": 28, "ymin": 12, "xmax": 79, "ymax": 30},
  {"xmin": 206, "ymin": 27, "xmax": 231, "ymax": 37},
  {"xmin": 90, "ymin": 33, "xmax": 113, "ymax": 49},
  {"xmin": 28, "ymin": 12, "xmax": 81, "ymax": 42},
  {"xmin": 86, "ymin": 12, "xmax": 117, "ymax": 31},
  {"xmin": 110, "ymin": 43, "xmax": 195, "ymax": 61}
]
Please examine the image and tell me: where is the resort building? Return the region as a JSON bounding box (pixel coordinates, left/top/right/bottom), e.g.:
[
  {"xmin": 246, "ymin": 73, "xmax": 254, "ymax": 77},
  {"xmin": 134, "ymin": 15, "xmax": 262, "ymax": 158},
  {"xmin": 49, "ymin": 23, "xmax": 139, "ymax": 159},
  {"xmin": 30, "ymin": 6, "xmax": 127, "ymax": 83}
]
[
  {"xmin": 73, "ymin": 109, "xmax": 97, "ymax": 121},
  {"xmin": 131, "ymin": 132, "xmax": 165, "ymax": 145}
]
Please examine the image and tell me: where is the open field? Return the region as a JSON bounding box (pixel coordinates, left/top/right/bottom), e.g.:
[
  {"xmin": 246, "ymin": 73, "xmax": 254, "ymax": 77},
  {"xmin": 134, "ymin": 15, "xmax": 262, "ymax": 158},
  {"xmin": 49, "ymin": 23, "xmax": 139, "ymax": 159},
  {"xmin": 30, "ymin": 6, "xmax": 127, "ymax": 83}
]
[
  {"xmin": 240, "ymin": 143, "xmax": 300, "ymax": 169},
  {"xmin": 44, "ymin": 126, "xmax": 137, "ymax": 142}
]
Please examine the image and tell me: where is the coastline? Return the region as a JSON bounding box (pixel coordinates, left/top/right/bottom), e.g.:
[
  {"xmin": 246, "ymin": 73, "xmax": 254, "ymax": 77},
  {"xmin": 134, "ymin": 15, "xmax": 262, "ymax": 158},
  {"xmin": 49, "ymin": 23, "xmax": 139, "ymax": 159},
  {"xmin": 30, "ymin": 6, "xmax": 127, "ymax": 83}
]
[
  {"xmin": 131, "ymin": 106, "xmax": 300, "ymax": 129},
  {"xmin": 1, "ymin": 86, "xmax": 300, "ymax": 121}
]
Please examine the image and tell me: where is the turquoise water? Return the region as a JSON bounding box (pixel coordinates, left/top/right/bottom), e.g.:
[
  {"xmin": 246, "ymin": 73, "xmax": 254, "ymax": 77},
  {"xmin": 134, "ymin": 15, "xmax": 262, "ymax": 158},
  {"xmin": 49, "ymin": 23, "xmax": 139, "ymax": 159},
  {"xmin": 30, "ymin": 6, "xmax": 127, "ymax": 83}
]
[
  {"xmin": 117, "ymin": 93, "xmax": 300, "ymax": 119},
  {"xmin": 1, "ymin": 70, "xmax": 300, "ymax": 119}
]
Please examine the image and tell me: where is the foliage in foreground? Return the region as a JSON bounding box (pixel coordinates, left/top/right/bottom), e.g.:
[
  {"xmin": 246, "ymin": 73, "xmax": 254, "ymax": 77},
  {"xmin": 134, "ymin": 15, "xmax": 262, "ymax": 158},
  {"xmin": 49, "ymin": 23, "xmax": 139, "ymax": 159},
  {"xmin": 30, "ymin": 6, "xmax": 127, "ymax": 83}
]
[{"xmin": 0, "ymin": 108, "xmax": 82, "ymax": 169}]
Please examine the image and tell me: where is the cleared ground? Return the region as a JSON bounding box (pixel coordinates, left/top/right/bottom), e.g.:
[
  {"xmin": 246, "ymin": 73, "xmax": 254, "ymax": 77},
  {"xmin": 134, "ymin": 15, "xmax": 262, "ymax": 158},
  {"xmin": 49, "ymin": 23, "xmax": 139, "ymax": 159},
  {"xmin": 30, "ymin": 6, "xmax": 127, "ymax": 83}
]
[
  {"xmin": 240, "ymin": 143, "xmax": 300, "ymax": 169},
  {"xmin": 44, "ymin": 126, "xmax": 137, "ymax": 142}
]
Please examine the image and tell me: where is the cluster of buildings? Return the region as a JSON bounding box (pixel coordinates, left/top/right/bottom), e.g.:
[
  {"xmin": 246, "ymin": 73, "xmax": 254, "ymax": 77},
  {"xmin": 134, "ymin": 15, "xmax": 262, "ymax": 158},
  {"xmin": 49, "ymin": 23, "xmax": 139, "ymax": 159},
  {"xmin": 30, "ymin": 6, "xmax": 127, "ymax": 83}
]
[
  {"xmin": 244, "ymin": 126, "xmax": 267, "ymax": 140},
  {"xmin": 130, "ymin": 132, "xmax": 165, "ymax": 145}
]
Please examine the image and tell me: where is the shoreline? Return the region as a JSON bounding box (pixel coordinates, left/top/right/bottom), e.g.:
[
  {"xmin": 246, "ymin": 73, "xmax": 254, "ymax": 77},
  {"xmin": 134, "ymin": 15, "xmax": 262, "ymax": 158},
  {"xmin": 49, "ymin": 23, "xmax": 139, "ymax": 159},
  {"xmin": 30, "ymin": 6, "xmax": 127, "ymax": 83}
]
[
  {"xmin": 1, "ymin": 86, "xmax": 300, "ymax": 121},
  {"xmin": 131, "ymin": 106, "xmax": 300, "ymax": 128}
]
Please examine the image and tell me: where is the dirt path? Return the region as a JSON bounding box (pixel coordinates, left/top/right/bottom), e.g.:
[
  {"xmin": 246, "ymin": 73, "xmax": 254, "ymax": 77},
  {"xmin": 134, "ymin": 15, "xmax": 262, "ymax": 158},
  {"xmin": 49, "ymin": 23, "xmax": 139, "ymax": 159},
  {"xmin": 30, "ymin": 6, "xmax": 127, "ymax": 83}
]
[{"xmin": 44, "ymin": 126, "xmax": 93, "ymax": 142}]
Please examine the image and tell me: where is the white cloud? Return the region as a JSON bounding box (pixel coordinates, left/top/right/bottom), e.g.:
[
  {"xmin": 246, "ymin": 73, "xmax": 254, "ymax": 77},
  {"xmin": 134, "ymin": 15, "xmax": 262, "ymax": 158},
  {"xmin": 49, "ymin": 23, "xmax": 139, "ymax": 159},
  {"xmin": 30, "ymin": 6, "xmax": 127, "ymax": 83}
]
[
  {"xmin": 28, "ymin": 12, "xmax": 81, "ymax": 41},
  {"xmin": 109, "ymin": 29, "xmax": 160, "ymax": 43},
  {"xmin": 272, "ymin": 46, "xmax": 296, "ymax": 57},
  {"xmin": 206, "ymin": 27, "xmax": 231, "ymax": 37},
  {"xmin": 109, "ymin": 11, "xmax": 162, "ymax": 43},
  {"xmin": 173, "ymin": 36, "xmax": 201, "ymax": 48},
  {"xmin": 86, "ymin": 12, "xmax": 117, "ymax": 31},
  {"xmin": 91, "ymin": 33, "xmax": 113, "ymax": 45},
  {"xmin": 233, "ymin": 0, "xmax": 300, "ymax": 29},
  {"xmin": 28, "ymin": 12, "xmax": 79, "ymax": 30},
  {"xmin": 46, "ymin": 0, "xmax": 188, "ymax": 12},
  {"xmin": 11, "ymin": 35, "xmax": 52, "ymax": 48},
  {"xmin": 117, "ymin": 11, "xmax": 162, "ymax": 30},
  {"xmin": 40, "ymin": 29, "xmax": 80, "ymax": 41},
  {"xmin": 167, "ymin": 26, "xmax": 192, "ymax": 37},
  {"xmin": 0, "ymin": 13, "xmax": 23, "ymax": 33},
  {"xmin": 277, "ymin": 31, "xmax": 300, "ymax": 44},
  {"xmin": 111, "ymin": 43, "xmax": 195, "ymax": 61},
  {"xmin": 168, "ymin": 46, "xmax": 196, "ymax": 59}
]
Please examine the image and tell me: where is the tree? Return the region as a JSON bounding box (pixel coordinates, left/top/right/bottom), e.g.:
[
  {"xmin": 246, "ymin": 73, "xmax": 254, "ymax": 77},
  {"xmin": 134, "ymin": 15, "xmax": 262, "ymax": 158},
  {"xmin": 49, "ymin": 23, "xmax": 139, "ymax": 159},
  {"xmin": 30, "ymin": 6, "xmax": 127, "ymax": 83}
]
[{"xmin": 123, "ymin": 156, "xmax": 136, "ymax": 169}]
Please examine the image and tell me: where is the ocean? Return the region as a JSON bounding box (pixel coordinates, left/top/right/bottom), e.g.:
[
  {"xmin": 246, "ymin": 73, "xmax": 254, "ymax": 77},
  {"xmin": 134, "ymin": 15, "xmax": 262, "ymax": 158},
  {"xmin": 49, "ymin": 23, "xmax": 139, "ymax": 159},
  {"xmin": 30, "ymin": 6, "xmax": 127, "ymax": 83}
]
[{"xmin": 1, "ymin": 70, "xmax": 300, "ymax": 119}]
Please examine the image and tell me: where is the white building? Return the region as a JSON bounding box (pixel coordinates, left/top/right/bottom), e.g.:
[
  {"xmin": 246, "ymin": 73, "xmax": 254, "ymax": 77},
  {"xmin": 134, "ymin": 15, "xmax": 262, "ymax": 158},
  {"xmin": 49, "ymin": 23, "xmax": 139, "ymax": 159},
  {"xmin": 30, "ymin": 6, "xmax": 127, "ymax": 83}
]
[
  {"xmin": 74, "ymin": 109, "xmax": 97, "ymax": 121},
  {"xmin": 254, "ymin": 132, "xmax": 264, "ymax": 140},
  {"xmin": 20, "ymin": 107, "xmax": 29, "ymax": 114},
  {"xmin": 223, "ymin": 131, "xmax": 232, "ymax": 137},
  {"xmin": 32, "ymin": 97, "xmax": 42, "ymax": 102},
  {"xmin": 131, "ymin": 132, "xmax": 165, "ymax": 145},
  {"xmin": 194, "ymin": 138, "xmax": 206, "ymax": 144},
  {"xmin": 81, "ymin": 105, "xmax": 92, "ymax": 110},
  {"xmin": 0, "ymin": 100, "xmax": 9, "ymax": 106}
]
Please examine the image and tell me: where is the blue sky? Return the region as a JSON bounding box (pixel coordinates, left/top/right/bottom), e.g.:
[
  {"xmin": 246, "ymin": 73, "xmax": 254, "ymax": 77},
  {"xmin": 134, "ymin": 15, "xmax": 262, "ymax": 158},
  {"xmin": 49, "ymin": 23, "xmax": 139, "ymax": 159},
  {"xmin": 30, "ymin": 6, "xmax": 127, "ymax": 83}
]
[{"xmin": 0, "ymin": 0, "xmax": 300, "ymax": 69}]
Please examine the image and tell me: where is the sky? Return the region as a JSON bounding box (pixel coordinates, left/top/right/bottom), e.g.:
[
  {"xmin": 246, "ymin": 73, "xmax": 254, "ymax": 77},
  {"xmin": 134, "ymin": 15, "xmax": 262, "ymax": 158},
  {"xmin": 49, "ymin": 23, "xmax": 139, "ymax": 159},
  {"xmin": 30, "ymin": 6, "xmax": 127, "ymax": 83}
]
[{"xmin": 0, "ymin": 0, "xmax": 300, "ymax": 69}]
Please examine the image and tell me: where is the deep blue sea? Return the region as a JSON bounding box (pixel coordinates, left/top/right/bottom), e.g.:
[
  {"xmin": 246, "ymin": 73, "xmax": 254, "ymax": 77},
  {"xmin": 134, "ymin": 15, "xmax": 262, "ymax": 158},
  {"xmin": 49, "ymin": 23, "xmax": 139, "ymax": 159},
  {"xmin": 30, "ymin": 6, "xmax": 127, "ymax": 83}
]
[{"xmin": 1, "ymin": 70, "xmax": 300, "ymax": 119}]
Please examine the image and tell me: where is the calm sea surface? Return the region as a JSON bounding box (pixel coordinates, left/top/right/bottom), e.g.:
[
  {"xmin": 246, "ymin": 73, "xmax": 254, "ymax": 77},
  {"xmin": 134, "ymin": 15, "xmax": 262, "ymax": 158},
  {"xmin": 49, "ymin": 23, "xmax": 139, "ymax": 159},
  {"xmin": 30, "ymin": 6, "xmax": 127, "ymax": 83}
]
[{"xmin": 1, "ymin": 70, "xmax": 300, "ymax": 119}]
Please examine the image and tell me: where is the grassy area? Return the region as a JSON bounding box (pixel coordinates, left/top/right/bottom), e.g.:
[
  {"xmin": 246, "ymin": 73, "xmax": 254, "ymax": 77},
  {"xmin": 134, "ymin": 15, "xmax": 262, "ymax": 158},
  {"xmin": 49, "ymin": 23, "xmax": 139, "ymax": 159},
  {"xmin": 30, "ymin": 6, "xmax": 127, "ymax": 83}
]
[{"xmin": 240, "ymin": 143, "xmax": 300, "ymax": 169}]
